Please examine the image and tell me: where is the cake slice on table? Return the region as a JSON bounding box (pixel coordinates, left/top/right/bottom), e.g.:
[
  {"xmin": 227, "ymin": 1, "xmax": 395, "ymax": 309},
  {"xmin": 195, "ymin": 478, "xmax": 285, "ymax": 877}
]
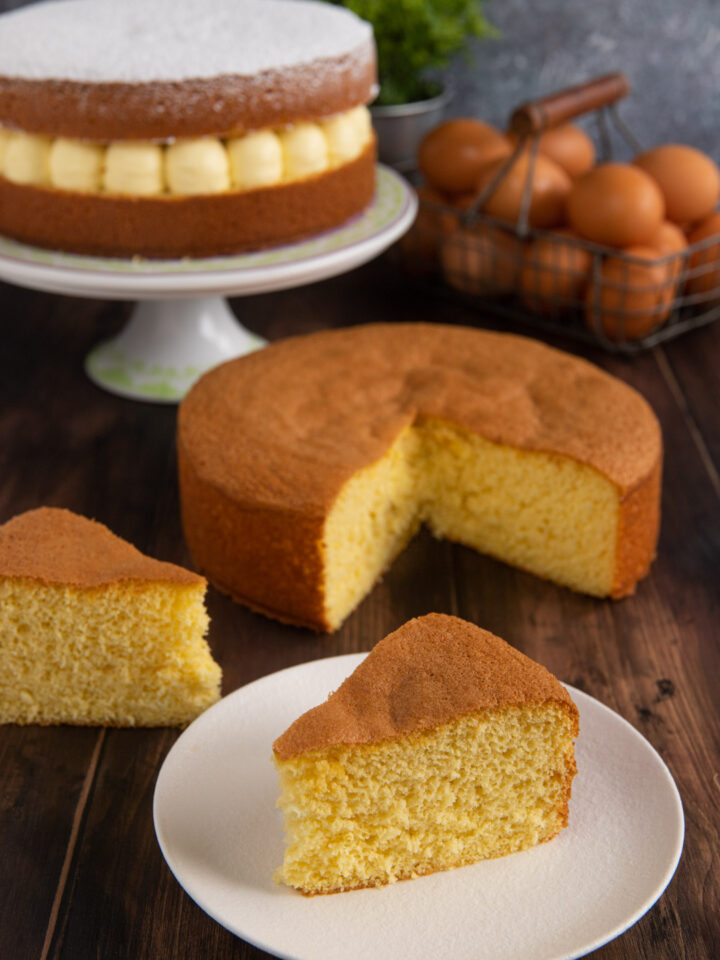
[
  {"xmin": 273, "ymin": 613, "xmax": 579, "ymax": 894},
  {"xmin": 0, "ymin": 507, "xmax": 221, "ymax": 726}
]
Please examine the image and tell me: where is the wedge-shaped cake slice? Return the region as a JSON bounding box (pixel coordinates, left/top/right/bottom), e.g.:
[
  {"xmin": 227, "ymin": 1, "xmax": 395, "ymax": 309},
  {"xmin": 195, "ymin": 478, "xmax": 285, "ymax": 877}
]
[
  {"xmin": 274, "ymin": 613, "xmax": 578, "ymax": 894},
  {"xmin": 0, "ymin": 507, "xmax": 221, "ymax": 726}
]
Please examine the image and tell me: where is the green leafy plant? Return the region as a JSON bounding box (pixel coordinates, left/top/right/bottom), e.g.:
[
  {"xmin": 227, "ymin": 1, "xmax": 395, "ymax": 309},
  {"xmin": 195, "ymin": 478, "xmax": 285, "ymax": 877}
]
[{"xmin": 332, "ymin": 0, "xmax": 495, "ymax": 106}]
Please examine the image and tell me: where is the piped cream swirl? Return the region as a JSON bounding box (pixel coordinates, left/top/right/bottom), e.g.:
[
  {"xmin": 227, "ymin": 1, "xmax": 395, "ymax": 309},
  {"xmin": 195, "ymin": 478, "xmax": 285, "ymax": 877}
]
[{"xmin": 0, "ymin": 106, "xmax": 372, "ymax": 197}]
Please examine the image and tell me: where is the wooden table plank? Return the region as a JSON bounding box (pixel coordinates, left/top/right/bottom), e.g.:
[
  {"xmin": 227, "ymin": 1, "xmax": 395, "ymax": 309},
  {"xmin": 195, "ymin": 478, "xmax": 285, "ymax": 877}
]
[
  {"xmin": 654, "ymin": 321, "xmax": 720, "ymax": 485},
  {"xmin": 46, "ymin": 727, "xmax": 251, "ymax": 960},
  {"xmin": 0, "ymin": 726, "xmax": 103, "ymax": 959},
  {"xmin": 0, "ymin": 285, "xmax": 124, "ymax": 957}
]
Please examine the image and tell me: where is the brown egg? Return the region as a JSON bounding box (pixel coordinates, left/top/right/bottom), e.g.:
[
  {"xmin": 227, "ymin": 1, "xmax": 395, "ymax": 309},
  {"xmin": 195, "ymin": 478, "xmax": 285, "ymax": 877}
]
[
  {"xmin": 585, "ymin": 245, "xmax": 675, "ymax": 340},
  {"xmin": 687, "ymin": 211, "xmax": 720, "ymax": 297},
  {"xmin": 452, "ymin": 191, "xmax": 481, "ymax": 212},
  {"xmin": 634, "ymin": 144, "xmax": 720, "ymax": 225},
  {"xmin": 443, "ymin": 191, "xmax": 478, "ymax": 233},
  {"xmin": 399, "ymin": 185, "xmax": 452, "ymax": 274},
  {"xmin": 520, "ymin": 230, "xmax": 592, "ymax": 314},
  {"xmin": 474, "ymin": 150, "xmax": 571, "ymax": 229},
  {"xmin": 441, "ymin": 224, "xmax": 524, "ymax": 296},
  {"xmin": 509, "ymin": 124, "xmax": 595, "ymax": 179},
  {"xmin": 568, "ymin": 163, "xmax": 665, "ymax": 248},
  {"xmin": 418, "ymin": 119, "xmax": 511, "ymax": 194},
  {"xmin": 432, "ymin": 190, "xmax": 492, "ymax": 237},
  {"xmin": 647, "ymin": 221, "xmax": 688, "ymax": 281}
]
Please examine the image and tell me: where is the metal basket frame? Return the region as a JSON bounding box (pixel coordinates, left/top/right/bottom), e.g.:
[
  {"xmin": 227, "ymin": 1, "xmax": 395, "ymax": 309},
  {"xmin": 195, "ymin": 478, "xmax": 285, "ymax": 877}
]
[{"xmin": 402, "ymin": 75, "xmax": 720, "ymax": 354}]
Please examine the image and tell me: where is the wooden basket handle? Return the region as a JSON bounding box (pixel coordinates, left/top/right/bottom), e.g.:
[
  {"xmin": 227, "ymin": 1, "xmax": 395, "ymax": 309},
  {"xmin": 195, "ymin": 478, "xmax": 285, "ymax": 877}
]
[{"xmin": 508, "ymin": 72, "xmax": 630, "ymax": 135}]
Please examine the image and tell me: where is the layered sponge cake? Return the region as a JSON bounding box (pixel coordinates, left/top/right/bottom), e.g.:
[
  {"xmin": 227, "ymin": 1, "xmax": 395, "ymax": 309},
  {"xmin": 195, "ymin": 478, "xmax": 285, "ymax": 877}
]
[
  {"xmin": 0, "ymin": 0, "xmax": 376, "ymax": 257},
  {"xmin": 274, "ymin": 614, "xmax": 579, "ymax": 894},
  {"xmin": 0, "ymin": 507, "xmax": 221, "ymax": 726},
  {"xmin": 178, "ymin": 323, "xmax": 662, "ymax": 631}
]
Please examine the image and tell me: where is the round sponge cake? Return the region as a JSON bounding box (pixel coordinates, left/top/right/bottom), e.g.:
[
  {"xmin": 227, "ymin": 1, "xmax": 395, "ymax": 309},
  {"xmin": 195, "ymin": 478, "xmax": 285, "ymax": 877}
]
[
  {"xmin": 0, "ymin": 0, "xmax": 376, "ymax": 257},
  {"xmin": 177, "ymin": 323, "xmax": 662, "ymax": 631}
]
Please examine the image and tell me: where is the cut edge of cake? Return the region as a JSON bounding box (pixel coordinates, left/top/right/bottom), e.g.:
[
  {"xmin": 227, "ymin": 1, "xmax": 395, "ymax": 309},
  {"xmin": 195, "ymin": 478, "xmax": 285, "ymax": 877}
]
[
  {"xmin": 320, "ymin": 416, "xmax": 658, "ymax": 631},
  {"xmin": 0, "ymin": 507, "xmax": 221, "ymax": 727},
  {"xmin": 273, "ymin": 613, "xmax": 579, "ymax": 894}
]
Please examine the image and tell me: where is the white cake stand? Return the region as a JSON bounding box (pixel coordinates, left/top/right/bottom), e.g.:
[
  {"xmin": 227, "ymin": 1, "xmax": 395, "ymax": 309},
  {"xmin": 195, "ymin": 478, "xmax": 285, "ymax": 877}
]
[{"xmin": 0, "ymin": 166, "xmax": 416, "ymax": 402}]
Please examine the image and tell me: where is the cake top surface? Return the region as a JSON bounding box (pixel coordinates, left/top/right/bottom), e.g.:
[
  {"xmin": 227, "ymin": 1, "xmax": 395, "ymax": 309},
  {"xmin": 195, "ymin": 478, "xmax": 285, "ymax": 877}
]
[
  {"xmin": 0, "ymin": 0, "xmax": 372, "ymax": 84},
  {"xmin": 273, "ymin": 614, "xmax": 578, "ymax": 759},
  {"xmin": 179, "ymin": 323, "xmax": 662, "ymax": 511},
  {"xmin": 0, "ymin": 507, "xmax": 204, "ymax": 588}
]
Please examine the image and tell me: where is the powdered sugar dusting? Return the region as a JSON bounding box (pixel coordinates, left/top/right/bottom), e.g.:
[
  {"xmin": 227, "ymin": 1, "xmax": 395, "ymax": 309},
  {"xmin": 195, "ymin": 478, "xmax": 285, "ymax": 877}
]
[{"xmin": 0, "ymin": 0, "xmax": 373, "ymax": 83}]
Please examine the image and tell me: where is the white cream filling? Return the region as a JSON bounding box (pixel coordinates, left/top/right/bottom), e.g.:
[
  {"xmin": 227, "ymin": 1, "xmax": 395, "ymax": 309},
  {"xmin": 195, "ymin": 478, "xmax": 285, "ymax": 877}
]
[
  {"xmin": 4, "ymin": 132, "xmax": 52, "ymax": 186},
  {"xmin": 322, "ymin": 112, "xmax": 364, "ymax": 165},
  {"xmin": 50, "ymin": 138, "xmax": 105, "ymax": 192},
  {"xmin": 280, "ymin": 122, "xmax": 329, "ymax": 179},
  {"xmin": 0, "ymin": 106, "xmax": 372, "ymax": 197},
  {"xmin": 0, "ymin": 128, "xmax": 10, "ymax": 172},
  {"xmin": 104, "ymin": 141, "xmax": 165, "ymax": 195},
  {"xmin": 165, "ymin": 138, "xmax": 230, "ymax": 195},
  {"xmin": 227, "ymin": 130, "xmax": 283, "ymax": 190}
]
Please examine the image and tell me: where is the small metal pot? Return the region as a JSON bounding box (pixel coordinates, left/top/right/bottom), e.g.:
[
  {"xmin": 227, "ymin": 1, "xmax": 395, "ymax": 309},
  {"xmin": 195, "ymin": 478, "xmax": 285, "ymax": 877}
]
[{"xmin": 371, "ymin": 86, "xmax": 452, "ymax": 172}]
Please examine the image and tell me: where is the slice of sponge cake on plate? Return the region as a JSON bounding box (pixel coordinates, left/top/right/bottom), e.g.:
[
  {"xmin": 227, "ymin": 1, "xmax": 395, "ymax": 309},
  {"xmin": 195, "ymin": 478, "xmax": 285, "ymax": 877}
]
[{"xmin": 273, "ymin": 613, "xmax": 578, "ymax": 894}]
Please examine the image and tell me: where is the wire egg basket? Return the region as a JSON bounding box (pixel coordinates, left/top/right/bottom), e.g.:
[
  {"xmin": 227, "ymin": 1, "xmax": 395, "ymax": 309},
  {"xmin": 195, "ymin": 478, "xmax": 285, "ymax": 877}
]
[{"xmin": 398, "ymin": 73, "xmax": 720, "ymax": 354}]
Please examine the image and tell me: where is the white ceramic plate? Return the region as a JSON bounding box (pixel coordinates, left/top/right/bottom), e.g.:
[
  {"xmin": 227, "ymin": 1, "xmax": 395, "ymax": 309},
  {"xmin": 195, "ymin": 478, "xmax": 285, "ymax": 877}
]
[{"xmin": 153, "ymin": 655, "xmax": 684, "ymax": 960}]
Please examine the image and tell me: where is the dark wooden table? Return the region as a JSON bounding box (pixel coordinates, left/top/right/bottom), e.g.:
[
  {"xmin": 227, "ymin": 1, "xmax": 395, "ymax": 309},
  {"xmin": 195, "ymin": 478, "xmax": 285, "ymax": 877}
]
[{"xmin": 1, "ymin": 256, "xmax": 718, "ymax": 960}]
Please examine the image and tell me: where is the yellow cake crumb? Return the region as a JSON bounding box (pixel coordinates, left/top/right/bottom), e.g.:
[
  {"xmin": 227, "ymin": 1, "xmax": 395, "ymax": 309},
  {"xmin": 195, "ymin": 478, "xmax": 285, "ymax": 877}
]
[
  {"xmin": 0, "ymin": 507, "xmax": 221, "ymax": 726},
  {"xmin": 273, "ymin": 614, "xmax": 578, "ymax": 894},
  {"xmin": 323, "ymin": 418, "xmax": 618, "ymax": 630}
]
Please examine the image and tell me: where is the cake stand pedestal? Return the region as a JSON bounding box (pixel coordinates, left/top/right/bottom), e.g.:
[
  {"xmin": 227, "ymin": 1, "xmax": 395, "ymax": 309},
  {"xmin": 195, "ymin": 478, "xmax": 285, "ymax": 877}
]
[
  {"xmin": 85, "ymin": 298, "xmax": 265, "ymax": 402},
  {"xmin": 0, "ymin": 165, "xmax": 416, "ymax": 402}
]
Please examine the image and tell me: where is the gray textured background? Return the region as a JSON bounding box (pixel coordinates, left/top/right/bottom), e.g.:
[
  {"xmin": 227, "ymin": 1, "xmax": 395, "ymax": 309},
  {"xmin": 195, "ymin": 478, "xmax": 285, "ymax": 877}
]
[
  {"xmin": 1, "ymin": 0, "xmax": 719, "ymax": 158},
  {"xmin": 450, "ymin": 0, "xmax": 720, "ymax": 159}
]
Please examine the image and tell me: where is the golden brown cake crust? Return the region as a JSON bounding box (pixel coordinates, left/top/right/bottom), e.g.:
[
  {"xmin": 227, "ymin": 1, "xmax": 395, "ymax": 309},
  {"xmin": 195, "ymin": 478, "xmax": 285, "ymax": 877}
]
[
  {"xmin": 0, "ymin": 144, "xmax": 375, "ymax": 258},
  {"xmin": 273, "ymin": 614, "xmax": 578, "ymax": 759},
  {"xmin": 0, "ymin": 507, "xmax": 203, "ymax": 588},
  {"xmin": 176, "ymin": 470, "xmax": 328, "ymax": 631},
  {"xmin": 612, "ymin": 456, "xmax": 662, "ymax": 598},
  {"xmin": 180, "ymin": 324, "xmax": 661, "ymax": 508},
  {"xmin": 0, "ymin": 49, "xmax": 376, "ymax": 141}
]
